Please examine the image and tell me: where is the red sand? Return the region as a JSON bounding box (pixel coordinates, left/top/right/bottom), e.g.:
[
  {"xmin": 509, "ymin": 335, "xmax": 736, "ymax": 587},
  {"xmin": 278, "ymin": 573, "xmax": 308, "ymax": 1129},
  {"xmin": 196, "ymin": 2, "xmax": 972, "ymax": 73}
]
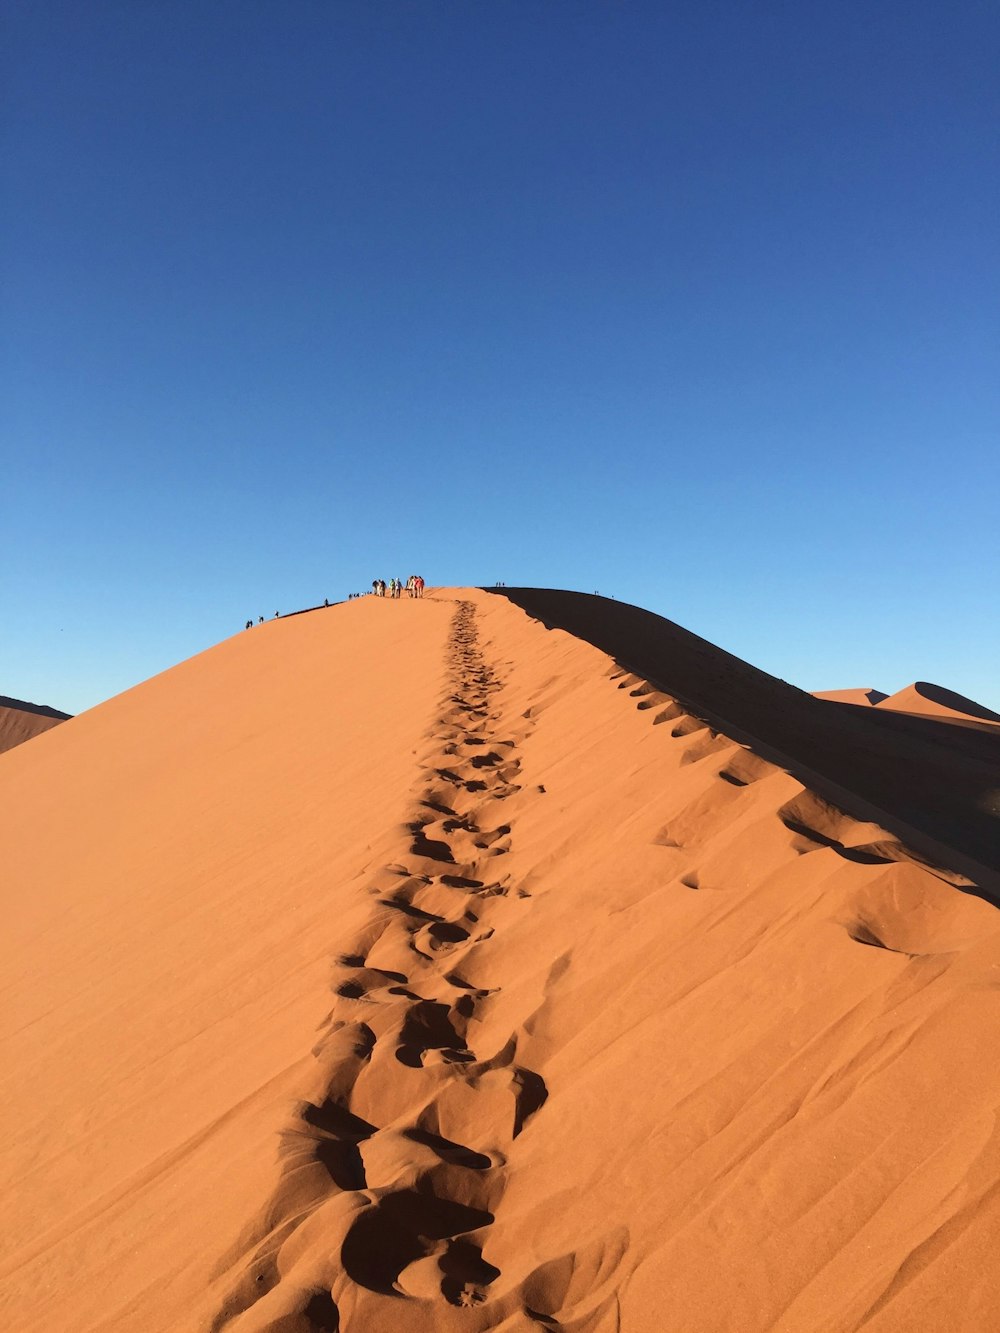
[{"xmin": 2, "ymin": 590, "xmax": 999, "ymax": 1331}]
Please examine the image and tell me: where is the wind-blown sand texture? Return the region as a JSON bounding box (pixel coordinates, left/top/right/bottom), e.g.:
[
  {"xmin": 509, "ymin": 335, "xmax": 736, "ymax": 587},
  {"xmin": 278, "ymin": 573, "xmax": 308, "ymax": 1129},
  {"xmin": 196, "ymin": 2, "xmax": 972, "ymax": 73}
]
[
  {"xmin": 0, "ymin": 695, "xmax": 70, "ymax": 755},
  {"xmin": 2, "ymin": 589, "xmax": 1000, "ymax": 1332}
]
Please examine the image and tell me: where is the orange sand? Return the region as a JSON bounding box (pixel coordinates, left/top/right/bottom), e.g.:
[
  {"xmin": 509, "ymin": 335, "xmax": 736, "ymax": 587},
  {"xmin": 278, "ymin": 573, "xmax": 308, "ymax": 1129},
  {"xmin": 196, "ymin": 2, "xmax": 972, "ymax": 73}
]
[{"xmin": 2, "ymin": 590, "xmax": 999, "ymax": 1332}]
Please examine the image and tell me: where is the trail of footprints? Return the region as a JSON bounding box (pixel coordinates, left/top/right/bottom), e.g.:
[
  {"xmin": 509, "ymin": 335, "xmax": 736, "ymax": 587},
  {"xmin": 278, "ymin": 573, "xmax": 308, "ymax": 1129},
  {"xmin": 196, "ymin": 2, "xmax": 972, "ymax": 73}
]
[
  {"xmin": 214, "ymin": 602, "xmax": 547, "ymax": 1331},
  {"xmin": 213, "ymin": 630, "xmax": 928, "ymax": 1327}
]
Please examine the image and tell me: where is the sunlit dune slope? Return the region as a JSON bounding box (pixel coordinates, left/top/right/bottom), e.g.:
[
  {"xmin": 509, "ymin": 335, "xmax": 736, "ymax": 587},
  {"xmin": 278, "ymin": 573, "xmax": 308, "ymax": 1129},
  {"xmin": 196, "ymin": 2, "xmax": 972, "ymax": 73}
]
[
  {"xmin": 3, "ymin": 588, "xmax": 1000, "ymax": 1333},
  {"xmin": 0, "ymin": 694, "xmax": 71, "ymax": 755},
  {"xmin": 876, "ymin": 680, "xmax": 1000, "ymax": 728},
  {"xmin": 0, "ymin": 599, "xmax": 453, "ymax": 1331},
  {"xmin": 813, "ymin": 687, "xmax": 887, "ymax": 707}
]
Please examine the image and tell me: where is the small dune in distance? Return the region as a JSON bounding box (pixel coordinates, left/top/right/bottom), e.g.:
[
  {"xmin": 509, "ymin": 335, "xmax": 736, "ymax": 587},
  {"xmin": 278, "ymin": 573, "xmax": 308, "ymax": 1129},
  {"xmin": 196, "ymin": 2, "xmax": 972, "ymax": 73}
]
[
  {"xmin": 815, "ymin": 681, "xmax": 1000, "ymax": 728},
  {"xmin": 2, "ymin": 588, "xmax": 999, "ymax": 1332},
  {"xmin": 0, "ymin": 694, "xmax": 71, "ymax": 755}
]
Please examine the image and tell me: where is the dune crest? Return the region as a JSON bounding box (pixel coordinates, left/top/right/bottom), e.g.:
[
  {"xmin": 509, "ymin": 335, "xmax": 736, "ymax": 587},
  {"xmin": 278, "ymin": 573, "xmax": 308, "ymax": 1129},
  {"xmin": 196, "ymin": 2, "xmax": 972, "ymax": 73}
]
[{"xmin": 3, "ymin": 589, "xmax": 1000, "ymax": 1330}]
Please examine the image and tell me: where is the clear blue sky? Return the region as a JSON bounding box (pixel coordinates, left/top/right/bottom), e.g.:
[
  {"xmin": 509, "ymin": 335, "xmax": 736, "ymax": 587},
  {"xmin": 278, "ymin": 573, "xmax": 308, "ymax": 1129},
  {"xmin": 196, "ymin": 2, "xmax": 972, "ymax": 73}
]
[{"xmin": 3, "ymin": 1, "xmax": 998, "ymax": 715}]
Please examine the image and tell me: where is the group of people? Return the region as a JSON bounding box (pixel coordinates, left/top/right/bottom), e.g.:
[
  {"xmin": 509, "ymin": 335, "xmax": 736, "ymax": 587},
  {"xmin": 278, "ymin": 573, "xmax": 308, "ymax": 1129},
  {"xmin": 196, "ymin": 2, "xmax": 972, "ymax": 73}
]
[
  {"xmin": 368, "ymin": 574, "xmax": 424, "ymax": 599},
  {"xmin": 243, "ymin": 610, "xmax": 291, "ymax": 627},
  {"xmin": 242, "ymin": 577, "xmax": 427, "ymax": 627}
]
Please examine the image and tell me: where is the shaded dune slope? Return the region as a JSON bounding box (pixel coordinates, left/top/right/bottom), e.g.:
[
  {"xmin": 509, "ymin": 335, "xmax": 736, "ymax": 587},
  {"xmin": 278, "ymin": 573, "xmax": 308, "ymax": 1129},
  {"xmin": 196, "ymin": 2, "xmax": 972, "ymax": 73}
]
[
  {"xmin": 4, "ymin": 590, "xmax": 1000, "ymax": 1331},
  {"xmin": 0, "ymin": 694, "xmax": 71, "ymax": 755},
  {"xmin": 490, "ymin": 590, "xmax": 1000, "ymax": 891}
]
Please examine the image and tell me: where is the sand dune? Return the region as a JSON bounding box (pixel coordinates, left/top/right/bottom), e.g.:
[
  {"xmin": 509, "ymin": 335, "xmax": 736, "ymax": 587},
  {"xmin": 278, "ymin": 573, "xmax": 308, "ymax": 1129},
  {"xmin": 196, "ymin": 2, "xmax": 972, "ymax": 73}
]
[
  {"xmin": 812, "ymin": 687, "xmax": 888, "ymax": 707},
  {"xmin": 2, "ymin": 590, "xmax": 1000, "ymax": 1331},
  {"xmin": 876, "ymin": 681, "xmax": 1000, "ymax": 728},
  {"xmin": 0, "ymin": 694, "xmax": 70, "ymax": 755},
  {"xmin": 814, "ymin": 682, "xmax": 999, "ymax": 730}
]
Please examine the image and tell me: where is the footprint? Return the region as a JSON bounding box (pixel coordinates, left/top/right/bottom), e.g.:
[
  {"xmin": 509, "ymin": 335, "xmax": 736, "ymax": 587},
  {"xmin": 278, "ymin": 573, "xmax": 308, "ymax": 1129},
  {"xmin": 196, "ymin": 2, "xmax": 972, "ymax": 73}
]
[
  {"xmin": 512, "ymin": 1067, "xmax": 548, "ymax": 1136},
  {"xmin": 671, "ymin": 715, "xmax": 709, "ymax": 738},
  {"xmin": 301, "ymin": 1292, "xmax": 339, "ymax": 1331},
  {"xmin": 409, "ymin": 825, "xmax": 457, "ymax": 863},
  {"xmin": 440, "ymin": 874, "xmax": 485, "ymax": 890},
  {"xmin": 636, "ymin": 693, "xmax": 669, "ymax": 711},
  {"xmin": 440, "ymin": 1238, "xmax": 502, "ymax": 1306},
  {"xmin": 778, "ymin": 792, "xmax": 893, "ymax": 864},
  {"xmin": 679, "ymin": 731, "xmax": 731, "ymax": 765},
  {"xmin": 333, "ymin": 967, "xmax": 408, "ymax": 1000},
  {"xmin": 412, "ymin": 920, "xmax": 471, "ymax": 960},
  {"xmin": 717, "ymin": 749, "xmax": 773, "ymax": 787},
  {"xmin": 652, "ymin": 701, "xmax": 685, "ymax": 725},
  {"xmin": 340, "ymin": 1190, "xmax": 496, "ymax": 1296},
  {"xmin": 290, "ymin": 1099, "xmax": 377, "ymax": 1190},
  {"xmin": 395, "ymin": 999, "xmax": 471, "ymax": 1067}
]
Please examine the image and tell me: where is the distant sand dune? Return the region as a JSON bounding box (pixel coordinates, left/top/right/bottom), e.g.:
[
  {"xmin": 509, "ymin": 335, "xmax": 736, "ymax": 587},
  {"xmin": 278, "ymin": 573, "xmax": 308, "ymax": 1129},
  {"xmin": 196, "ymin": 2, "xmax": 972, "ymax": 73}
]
[
  {"xmin": 877, "ymin": 680, "xmax": 1000, "ymax": 727},
  {"xmin": 2, "ymin": 590, "xmax": 1000, "ymax": 1330},
  {"xmin": 813, "ymin": 687, "xmax": 888, "ymax": 706},
  {"xmin": 815, "ymin": 681, "xmax": 999, "ymax": 729},
  {"xmin": 0, "ymin": 694, "xmax": 70, "ymax": 755}
]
